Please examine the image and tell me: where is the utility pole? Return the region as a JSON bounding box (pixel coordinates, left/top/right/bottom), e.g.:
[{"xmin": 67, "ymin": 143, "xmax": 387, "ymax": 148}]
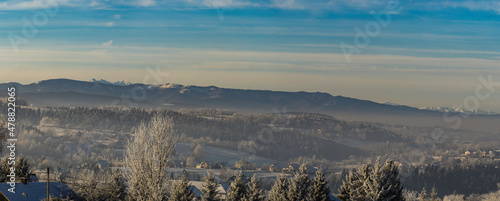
[{"xmin": 47, "ymin": 167, "xmax": 50, "ymax": 201}]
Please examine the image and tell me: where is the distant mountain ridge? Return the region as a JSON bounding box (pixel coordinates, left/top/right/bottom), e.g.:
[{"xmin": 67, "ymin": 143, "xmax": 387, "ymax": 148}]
[
  {"xmin": 2, "ymin": 78, "xmax": 500, "ymax": 133},
  {"xmin": 0, "ymin": 79, "xmax": 470, "ymax": 117},
  {"xmin": 90, "ymin": 78, "xmax": 131, "ymax": 86}
]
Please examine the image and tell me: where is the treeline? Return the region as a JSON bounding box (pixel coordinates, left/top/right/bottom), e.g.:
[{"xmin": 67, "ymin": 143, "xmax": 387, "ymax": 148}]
[
  {"xmin": 402, "ymin": 161, "xmax": 500, "ymax": 197},
  {"xmin": 1, "ymin": 105, "xmax": 370, "ymax": 161}
]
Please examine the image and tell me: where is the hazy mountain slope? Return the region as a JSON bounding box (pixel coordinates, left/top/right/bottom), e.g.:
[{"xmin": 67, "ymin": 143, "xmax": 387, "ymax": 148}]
[{"xmin": 2, "ymin": 79, "xmax": 499, "ymax": 133}]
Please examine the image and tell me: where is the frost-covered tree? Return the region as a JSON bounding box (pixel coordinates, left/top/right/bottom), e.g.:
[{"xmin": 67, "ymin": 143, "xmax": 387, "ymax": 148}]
[
  {"xmin": 108, "ymin": 170, "xmax": 127, "ymax": 201},
  {"xmin": 0, "ymin": 120, "xmax": 6, "ymax": 152},
  {"xmin": 311, "ymin": 169, "xmax": 330, "ymax": 201},
  {"xmin": 124, "ymin": 115, "xmax": 177, "ymax": 201},
  {"xmin": 15, "ymin": 156, "xmax": 31, "ymax": 179},
  {"xmin": 288, "ymin": 163, "xmax": 311, "ymax": 201},
  {"xmin": 227, "ymin": 172, "xmax": 247, "ymax": 201},
  {"xmin": 481, "ymin": 188, "xmax": 500, "ymax": 201},
  {"xmin": 403, "ymin": 189, "xmax": 420, "ymax": 201},
  {"xmin": 194, "ymin": 144, "xmax": 205, "ymax": 160},
  {"xmin": 338, "ymin": 159, "xmax": 404, "ymax": 201},
  {"xmin": 201, "ymin": 171, "xmax": 220, "ymax": 201},
  {"xmin": 65, "ymin": 169, "xmax": 110, "ymax": 200},
  {"xmin": 419, "ymin": 188, "xmax": 428, "ymax": 201},
  {"xmin": 169, "ymin": 170, "xmax": 195, "ymax": 201},
  {"xmin": 268, "ymin": 174, "xmax": 289, "ymax": 201},
  {"xmin": 368, "ymin": 160, "xmax": 404, "ymax": 200},
  {"xmin": 430, "ymin": 185, "xmax": 438, "ymax": 201},
  {"xmin": 62, "ymin": 169, "xmax": 126, "ymax": 200},
  {"xmin": 442, "ymin": 193, "xmax": 464, "ymax": 201},
  {"xmin": 244, "ymin": 174, "xmax": 264, "ymax": 201},
  {"xmin": 338, "ymin": 165, "xmax": 370, "ymax": 201}
]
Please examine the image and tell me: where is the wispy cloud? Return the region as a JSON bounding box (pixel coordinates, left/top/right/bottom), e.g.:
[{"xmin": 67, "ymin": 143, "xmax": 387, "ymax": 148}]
[
  {"xmin": 0, "ymin": 0, "xmax": 499, "ymax": 14},
  {"xmin": 442, "ymin": 0, "xmax": 500, "ymax": 14},
  {"xmin": 0, "ymin": 0, "xmax": 157, "ymax": 10},
  {"xmin": 0, "ymin": 0, "xmax": 69, "ymax": 10},
  {"xmin": 135, "ymin": 0, "xmax": 156, "ymax": 7},
  {"xmin": 101, "ymin": 40, "xmax": 113, "ymax": 47},
  {"xmin": 271, "ymin": 0, "xmax": 303, "ymax": 9}
]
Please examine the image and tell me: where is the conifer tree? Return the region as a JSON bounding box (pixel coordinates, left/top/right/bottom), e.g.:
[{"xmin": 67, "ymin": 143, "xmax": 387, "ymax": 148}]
[
  {"xmin": 244, "ymin": 174, "xmax": 265, "ymax": 201},
  {"xmin": 372, "ymin": 160, "xmax": 404, "ymax": 200},
  {"xmin": 311, "ymin": 169, "xmax": 331, "ymax": 201},
  {"xmin": 170, "ymin": 170, "xmax": 195, "ymax": 201},
  {"xmin": 338, "ymin": 165, "xmax": 370, "ymax": 201},
  {"xmin": 227, "ymin": 172, "xmax": 248, "ymax": 201},
  {"xmin": 338, "ymin": 159, "xmax": 404, "ymax": 201},
  {"xmin": 268, "ymin": 174, "xmax": 289, "ymax": 201},
  {"xmin": 201, "ymin": 171, "xmax": 220, "ymax": 201},
  {"xmin": 288, "ymin": 163, "xmax": 311, "ymax": 201},
  {"xmin": 419, "ymin": 188, "xmax": 428, "ymax": 201},
  {"xmin": 430, "ymin": 185, "xmax": 438, "ymax": 201},
  {"xmin": 15, "ymin": 156, "xmax": 30, "ymax": 179}
]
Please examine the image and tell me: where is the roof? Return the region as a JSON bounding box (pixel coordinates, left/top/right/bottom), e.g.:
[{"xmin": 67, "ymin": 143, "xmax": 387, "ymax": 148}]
[
  {"xmin": 329, "ymin": 194, "xmax": 342, "ymax": 201},
  {"xmin": 0, "ymin": 182, "xmax": 73, "ymax": 201}
]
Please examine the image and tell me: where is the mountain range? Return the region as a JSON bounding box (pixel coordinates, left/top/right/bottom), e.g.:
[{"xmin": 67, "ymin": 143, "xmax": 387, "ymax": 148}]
[{"xmin": 2, "ymin": 78, "xmax": 499, "ymax": 133}]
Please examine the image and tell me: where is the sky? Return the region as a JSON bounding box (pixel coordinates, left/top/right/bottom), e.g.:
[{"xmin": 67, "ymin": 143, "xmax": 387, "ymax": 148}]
[{"xmin": 0, "ymin": 0, "xmax": 500, "ymax": 112}]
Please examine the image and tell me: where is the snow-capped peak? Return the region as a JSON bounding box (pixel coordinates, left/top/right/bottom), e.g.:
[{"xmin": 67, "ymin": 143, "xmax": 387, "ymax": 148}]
[
  {"xmin": 90, "ymin": 78, "xmax": 131, "ymax": 86},
  {"xmin": 420, "ymin": 106, "xmax": 497, "ymax": 116},
  {"xmin": 160, "ymin": 83, "xmax": 183, "ymax": 89},
  {"xmin": 381, "ymin": 102, "xmax": 401, "ymax": 106}
]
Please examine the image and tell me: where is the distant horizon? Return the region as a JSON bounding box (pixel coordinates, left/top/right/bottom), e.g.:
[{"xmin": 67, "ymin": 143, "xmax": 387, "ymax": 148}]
[{"xmin": 3, "ymin": 77, "xmax": 499, "ymax": 114}]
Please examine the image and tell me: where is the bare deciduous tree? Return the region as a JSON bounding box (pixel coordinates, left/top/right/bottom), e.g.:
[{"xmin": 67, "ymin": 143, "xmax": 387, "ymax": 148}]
[{"xmin": 124, "ymin": 115, "xmax": 177, "ymax": 201}]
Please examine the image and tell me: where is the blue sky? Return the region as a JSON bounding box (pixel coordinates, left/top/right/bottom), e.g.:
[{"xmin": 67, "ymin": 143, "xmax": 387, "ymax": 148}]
[{"xmin": 1, "ymin": 0, "xmax": 500, "ymax": 112}]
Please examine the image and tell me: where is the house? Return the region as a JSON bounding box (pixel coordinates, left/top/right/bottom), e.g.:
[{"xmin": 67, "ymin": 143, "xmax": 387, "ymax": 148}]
[
  {"xmin": 282, "ymin": 163, "xmax": 316, "ymax": 173},
  {"xmin": 0, "ymin": 182, "xmax": 74, "ymax": 201},
  {"xmin": 196, "ymin": 162, "xmax": 213, "ymax": 169},
  {"xmin": 283, "ymin": 164, "xmax": 301, "ymax": 172},
  {"xmin": 487, "ymin": 150, "xmax": 496, "ymax": 158}
]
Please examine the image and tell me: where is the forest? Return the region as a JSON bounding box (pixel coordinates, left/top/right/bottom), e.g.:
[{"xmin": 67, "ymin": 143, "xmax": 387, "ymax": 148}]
[{"xmin": 0, "ymin": 101, "xmax": 499, "ymax": 200}]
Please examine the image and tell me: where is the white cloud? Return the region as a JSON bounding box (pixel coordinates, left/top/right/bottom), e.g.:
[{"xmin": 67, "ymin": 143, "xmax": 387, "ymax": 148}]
[
  {"xmin": 0, "ymin": 0, "xmax": 69, "ymax": 10},
  {"xmin": 271, "ymin": 0, "xmax": 303, "ymax": 9},
  {"xmin": 0, "ymin": 0, "xmax": 156, "ymax": 10},
  {"xmin": 135, "ymin": 0, "xmax": 155, "ymax": 7},
  {"xmin": 113, "ymin": 14, "xmax": 121, "ymax": 19},
  {"xmin": 101, "ymin": 40, "xmax": 113, "ymax": 47},
  {"xmin": 446, "ymin": 0, "xmax": 500, "ymax": 14},
  {"xmin": 106, "ymin": 22, "xmax": 114, "ymax": 27}
]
